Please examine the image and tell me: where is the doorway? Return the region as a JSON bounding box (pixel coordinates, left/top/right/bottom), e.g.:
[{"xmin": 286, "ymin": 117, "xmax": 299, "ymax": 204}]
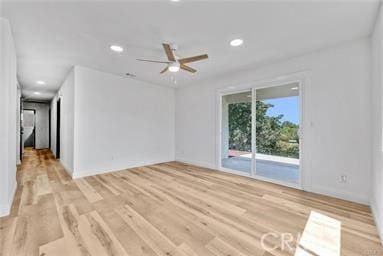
[
  {"xmin": 219, "ymin": 81, "xmax": 302, "ymax": 187},
  {"xmin": 56, "ymin": 99, "xmax": 61, "ymax": 159},
  {"xmin": 220, "ymin": 90, "xmax": 253, "ymax": 176},
  {"xmin": 22, "ymin": 109, "xmax": 36, "ymax": 148},
  {"xmin": 254, "ymin": 82, "xmax": 300, "ymax": 185}
]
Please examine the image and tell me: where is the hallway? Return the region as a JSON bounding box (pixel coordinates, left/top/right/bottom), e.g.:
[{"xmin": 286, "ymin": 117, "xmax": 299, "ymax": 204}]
[{"xmin": 1, "ymin": 149, "xmax": 382, "ymax": 256}]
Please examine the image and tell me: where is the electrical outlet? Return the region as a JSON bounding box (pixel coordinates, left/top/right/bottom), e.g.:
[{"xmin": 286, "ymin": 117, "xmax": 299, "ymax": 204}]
[{"xmin": 340, "ymin": 175, "xmax": 347, "ymax": 183}]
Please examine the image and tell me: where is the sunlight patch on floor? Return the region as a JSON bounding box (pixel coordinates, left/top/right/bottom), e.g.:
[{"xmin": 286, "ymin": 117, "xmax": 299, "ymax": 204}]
[{"xmin": 295, "ymin": 211, "xmax": 341, "ymax": 256}]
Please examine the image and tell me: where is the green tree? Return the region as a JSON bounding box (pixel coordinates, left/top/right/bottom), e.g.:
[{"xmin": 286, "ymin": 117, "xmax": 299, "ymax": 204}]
[
  {"xmin": 228, "ymin": 100, "xmax": 299, "ymax": 158},
  {"xmin": 255, "ymin": 101, "xmax": 282, "ymax": 155},
  {"xmin": 228, "ymin": 102, "xmax": 252, "ymax": 151}
]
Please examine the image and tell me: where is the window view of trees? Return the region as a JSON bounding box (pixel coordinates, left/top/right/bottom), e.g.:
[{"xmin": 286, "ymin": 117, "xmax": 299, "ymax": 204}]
[{"xmin": 228, "ymin": 100, "xmax": 299, "ymax": 159}]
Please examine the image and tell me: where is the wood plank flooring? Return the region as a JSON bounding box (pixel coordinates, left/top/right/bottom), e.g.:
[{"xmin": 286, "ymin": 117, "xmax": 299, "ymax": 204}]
[{"xmin": 0, "ymin": 148, "xmax": 382, "ymax": 256}]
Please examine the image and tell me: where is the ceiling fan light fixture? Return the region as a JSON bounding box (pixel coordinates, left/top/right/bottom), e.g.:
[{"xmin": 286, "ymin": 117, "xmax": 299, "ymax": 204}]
[{"xmin": 168, "ymin": 62, "xmax": 180, "ymax": 72}]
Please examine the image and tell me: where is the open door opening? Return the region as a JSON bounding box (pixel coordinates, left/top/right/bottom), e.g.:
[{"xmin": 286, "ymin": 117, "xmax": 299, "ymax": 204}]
[
  {"xmin": 254, "ymin": 82, "xmax": 301, "ymax": 185},
  {"xmin": 220, "ymin": 90, "xmax": 253, "ymax": 176},
  {"xmin": 56, "ymin": 99, "xmax": 61, "ymax": 159},
  {"xmin": 22, "ymin": 109, "xmax": 36, "ymax": 149}
]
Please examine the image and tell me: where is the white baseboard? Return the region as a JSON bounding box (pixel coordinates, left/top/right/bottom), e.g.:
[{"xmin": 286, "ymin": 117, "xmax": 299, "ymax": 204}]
[
  {"xmin": 175, "ymin": 158, "xmax": 217, "ymax": 170},
  {"xmin": 310, "ymin": 185, "xmax": 369, "ymax": 205},
  {"xmin": 72, "ymin": 167, "xmax": 121, "ymax": 179},
  {"xmin": 59, "ymin": 159, "xmax": 74, "ymax": 177},
  {"xmin": 0, "ymin": 179, "xmax": 17, "ymax": 217},
  {"xmin": 0, "ymin": 205, "xmax": 12, "ymax": 217},
  {"xmin": 371, "ymin": 197, "xmax": 383, "ymax": 245},
  {"xmin": 71, "ymin": 159, "xmax": 175, "ymax": 179}
]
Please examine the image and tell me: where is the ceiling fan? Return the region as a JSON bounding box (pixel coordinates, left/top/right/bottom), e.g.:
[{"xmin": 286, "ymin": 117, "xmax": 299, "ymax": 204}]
[{"xmin": 137, "ymin": 43, "xmax": 208, "ymax": 74}]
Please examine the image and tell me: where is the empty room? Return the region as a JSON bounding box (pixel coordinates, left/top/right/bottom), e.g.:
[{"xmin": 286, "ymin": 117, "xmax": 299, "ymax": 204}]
[{"xmin": 1, "ymin": 0, "xmax": 383, "ymax": 255}]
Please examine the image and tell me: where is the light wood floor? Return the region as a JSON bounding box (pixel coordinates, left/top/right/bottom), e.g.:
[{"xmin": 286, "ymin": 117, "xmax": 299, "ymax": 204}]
[{"xmin": 0, "ymin": 148, "xmax": 382, "ymax": 256}]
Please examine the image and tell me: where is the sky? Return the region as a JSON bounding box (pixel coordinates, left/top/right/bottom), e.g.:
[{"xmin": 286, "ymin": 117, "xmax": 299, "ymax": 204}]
[{"xmin": 262, "ymin": 96, "xmax": 299, "ymax": 124}]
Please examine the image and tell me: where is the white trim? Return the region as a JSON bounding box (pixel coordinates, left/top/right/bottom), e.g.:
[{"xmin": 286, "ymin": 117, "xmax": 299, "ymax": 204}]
[
  {"xmin": 71, "ymin": 159, "xmax": 175, "ymax": 179},
  {"xmin": 0, "ymin": 205, "xmax": 11, "ymax": 217},
  {"xmin": 175, "ymin": 158, "xmax": 216, "ymax": 170},
  {"xmin": 371, "ymin": 197, "xmax": 383, "ymax": 245},
  {"xmin": 0, "ymin": 179, "xmax": 17, "ymax": 217},
  {"xmin": 60, "ymin": 159, "xmax": 74, "ymax": 177},
  {"xmin": 310, "ymin": 184, "xmax": 369, "ymax": 205},
  {"xmin": 251, "ymin": 88, "xmax": 256, "ymax": 177},
  {"xmin": 253, "ymin": 174, "xmax": 301, "ymax": 189},
  {"xmin": 220, "ymin": 166, "xmax": 252, "ymax": 177},
  {"xmin": 216, "ymin": 70, "xmax": 310, "ymax": 95},
  {"xmin": 216, "ymin": 71, "xmax": 308, "ymax": 191}
]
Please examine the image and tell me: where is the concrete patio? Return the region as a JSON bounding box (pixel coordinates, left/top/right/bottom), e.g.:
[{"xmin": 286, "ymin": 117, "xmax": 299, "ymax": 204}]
[{"xmin": 221, "ymin": 151, "xmax": 299, "ymax": 184}]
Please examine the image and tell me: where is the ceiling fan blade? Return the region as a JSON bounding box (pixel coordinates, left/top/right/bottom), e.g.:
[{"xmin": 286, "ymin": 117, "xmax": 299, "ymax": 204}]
[
  {"xmin": 162, "ymin": 43, "xmax": 176, "ymax": 61},
  {"xmin": 160, "ymin": 66, "xmax": 168, "ymax": 74},
  {"xmin": 179, "ymin": 54, "xmax": 208, "ymax": 64},
  {"xmin": 180, "ymin": 64, "xmax": 197, "ymax": 73},
  {"xmin": 137, "ymin": 59, "xmax": 170, "ymax": 64}
]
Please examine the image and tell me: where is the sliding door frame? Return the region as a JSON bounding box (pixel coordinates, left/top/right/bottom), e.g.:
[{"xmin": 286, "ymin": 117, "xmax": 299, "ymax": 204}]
[
  {"xmin": 218, "ymin": 88, "xmax": 254, "ymax": 177},
  {"xmin": 252, "ymin": 81, "xmax": 303, "ymax": 189},
  {"xmin": 217, "ymin": 71, "xmax": 308, "ymax": 190}
]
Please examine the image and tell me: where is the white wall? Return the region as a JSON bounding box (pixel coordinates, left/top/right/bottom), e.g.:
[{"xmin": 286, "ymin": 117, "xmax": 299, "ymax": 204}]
[
  {"xmin": 23, "ymin": 102, "xmax": 50, "ymax": 149},
  {"xmin": 371, "ymin": 4, "xmax": 383, "ymax": 243},
  {"xmin": 73, "ymin": 66, "xmax": 175, "ymax": 177},
  {"xmin": 0, "ymin": 18, "xmax": 18, "ymax": 217},
  {"xmin": 176, "ymin": 38, "xmax": 372, "ymax": 204},
  {"xmin": 56, "ymin": 68, "xmax": 75, "ymax": 174},
  {"xmin": 52, "ymin": 66, "xmax": 175, "ymax": 178}
]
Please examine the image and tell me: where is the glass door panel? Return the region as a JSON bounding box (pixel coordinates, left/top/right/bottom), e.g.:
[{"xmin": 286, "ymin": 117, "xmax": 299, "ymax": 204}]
[
  {"xmin": 255, "ymin": 83, "xmax": 300, "ymax": 184},
  {"xmin": 221, "ymin": 91, "xmax": 253, "ymax": 175}
]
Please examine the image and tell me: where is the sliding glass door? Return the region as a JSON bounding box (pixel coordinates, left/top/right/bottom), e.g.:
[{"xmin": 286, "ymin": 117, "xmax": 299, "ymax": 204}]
[
  {"xmin": 255, "ymin": 83, "xmax": 300, "ymax": 185},
  {"xmin": 220, "ymin": 90, "xmax": 253, "ymax": 175},
  {"xmin": 220, "ymin": 82, "xmax": 301, "ymax": 186}
]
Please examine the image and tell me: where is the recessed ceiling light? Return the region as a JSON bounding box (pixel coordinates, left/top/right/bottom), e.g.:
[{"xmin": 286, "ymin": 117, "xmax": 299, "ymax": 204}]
[
  {"xmin": 36, "ymin": 80, "xmax": 45, "ymax": 85},
  {"xmin": 110, "ymin": 45, "xmax": 124, "ymax": 52},
  {"xmin": 33, "ymin": 92, "xmax": 41, "ymax": 95},
  {"xmin": 170, "ymin": 0, "xmax": 180, "ymax": 2},
  {"xmin": 230, "ymin": 39, "xmax": 243, "ymax": 47},
  {"xmin": 291, "ymin": 87, "xmax": 299, "ymax": 90},
  {"xmin": 168, "ymin": 62, "xmax": 180, "ymax": 72}
]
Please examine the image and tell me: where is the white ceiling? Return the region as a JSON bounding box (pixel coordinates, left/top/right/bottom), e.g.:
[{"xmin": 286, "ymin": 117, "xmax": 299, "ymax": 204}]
[{"xmin": 1, "ymin": 0, "xmax": 380, "ymax": 101}]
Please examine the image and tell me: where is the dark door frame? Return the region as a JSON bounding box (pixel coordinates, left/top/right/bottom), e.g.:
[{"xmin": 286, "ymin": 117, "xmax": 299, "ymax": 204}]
[
  {"xmin": 49, "ymin": 108, "xmax": 51, "ymax": 150},
  {"xmin": 20, "ymin": 99, "xmax": 23, "ymax": 161},
  {"xmin": 56, "ymin": 99, "xmax": 61, "ymax": 159}
]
